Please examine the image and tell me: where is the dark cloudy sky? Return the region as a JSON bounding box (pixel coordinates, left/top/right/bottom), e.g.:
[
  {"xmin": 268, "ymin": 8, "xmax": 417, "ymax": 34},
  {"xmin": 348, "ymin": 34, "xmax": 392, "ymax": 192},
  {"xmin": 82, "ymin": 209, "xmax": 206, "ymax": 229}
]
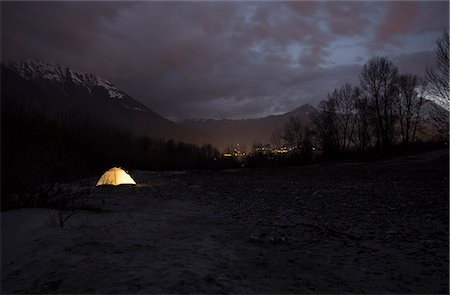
[{"xmin": 1, "ymin": 1, "xmax": 448, "ymax": 120}]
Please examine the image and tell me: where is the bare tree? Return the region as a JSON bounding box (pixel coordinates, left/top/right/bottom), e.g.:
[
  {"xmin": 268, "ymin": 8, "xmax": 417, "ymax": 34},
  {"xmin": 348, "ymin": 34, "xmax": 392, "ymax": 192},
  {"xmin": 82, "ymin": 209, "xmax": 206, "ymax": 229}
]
[
  {"xmin": 326, "ymin": 83, "xmax": 360, "ymax": 153},
  {"xmin": 314, "ymin": 83, "xmax": 367, "ymax": 154},
  {"xmin": 395, "ymin": 74, "xmax": 425, "ymax": 145},
  {"xmin": 313, "ymin": 100, "xmax": 340, "ymax": 155},
  {"xmin": 426, "ymin": 31, "xmax": 449, "ymax": 141},
  {"xmin": 360, "ymin": 56, "xmax": 399, "ymax": 149},
  {"xmin": 352, "ymin": 92, "xmax": 374, "ymax": 152},
  {"xmin": 283, "ymin": 116, "xmax": 314, "ymax": 161},
  {"xmin": 270, "ymin": 127, "xmax": 285, "ymax": 148},
  {"xmin": 426, "ymin": 31, "xmax": 449, "ymax": 105}
]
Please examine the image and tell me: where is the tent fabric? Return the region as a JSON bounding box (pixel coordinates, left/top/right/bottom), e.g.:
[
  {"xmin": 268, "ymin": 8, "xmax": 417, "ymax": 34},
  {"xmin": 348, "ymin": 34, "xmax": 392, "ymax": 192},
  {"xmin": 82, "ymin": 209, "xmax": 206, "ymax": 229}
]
[{"xmin": 96, "ymin": 167, "xmax": 136, "ymax": 186}]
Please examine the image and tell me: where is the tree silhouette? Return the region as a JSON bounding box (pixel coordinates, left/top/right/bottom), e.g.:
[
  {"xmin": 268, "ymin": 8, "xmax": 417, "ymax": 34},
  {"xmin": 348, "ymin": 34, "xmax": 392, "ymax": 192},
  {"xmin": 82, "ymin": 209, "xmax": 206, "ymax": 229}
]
[
  {"xmin": 360, "ymin": 57, "xmax": 399, "ymax": 149},
  {"xmin": 426, "ymin": 31, "xmax": 449, "ymax": 141},
  {"xmin": 395, "ymin": 74, "xmax": 425, "ymax": 145}
]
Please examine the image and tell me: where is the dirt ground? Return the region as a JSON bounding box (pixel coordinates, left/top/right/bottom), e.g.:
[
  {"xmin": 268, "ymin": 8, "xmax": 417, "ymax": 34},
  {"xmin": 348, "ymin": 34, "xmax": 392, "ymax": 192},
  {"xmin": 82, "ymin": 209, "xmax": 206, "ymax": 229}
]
[{"xmin": 1, "ymin": 149, "xmax": 449, "ymax": 294}]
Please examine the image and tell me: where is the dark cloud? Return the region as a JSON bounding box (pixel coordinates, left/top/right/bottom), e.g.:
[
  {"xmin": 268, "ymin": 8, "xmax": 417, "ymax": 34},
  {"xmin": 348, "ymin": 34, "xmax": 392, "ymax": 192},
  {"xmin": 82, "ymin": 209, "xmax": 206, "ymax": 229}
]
[
  {"xmin": 391, "ymin": 50, "xmax": 435, "ymax": 76},
  {"xmin": 376, "ymin": 1, "xmax": 419, "ymax": 43},
  {"xmin": 325, "ymin": 2, "xmax": 371, "ymax": 36},
  {"xmin": 411, "ymin": 1, "xmax": 449, "ymax": 34},
  {"xmin": 285, "ymin": 1, "xmax": 317, "ymax": 16},
  {"xmin": 1, "ymin": 1, "xmax": 448, "ymax": 120},
  {"xmin": 1, "ymin": 2, "xmax": 133, "ymax": 60}
]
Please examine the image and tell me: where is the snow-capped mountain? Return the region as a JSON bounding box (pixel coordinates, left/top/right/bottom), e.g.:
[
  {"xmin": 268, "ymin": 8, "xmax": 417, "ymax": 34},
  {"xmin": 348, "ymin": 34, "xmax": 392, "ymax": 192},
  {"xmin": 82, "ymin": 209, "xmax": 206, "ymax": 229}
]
[
  {"xmin": 5, "ymin": 61, "xmax": 148, "ymax": 111},
  {"xmin": 1, "ymin": 61, "xmax": 207, "ymax": 144},
  {"xmin": 9, "ymin": 61, "xmax": 124, "ymax": 97}
]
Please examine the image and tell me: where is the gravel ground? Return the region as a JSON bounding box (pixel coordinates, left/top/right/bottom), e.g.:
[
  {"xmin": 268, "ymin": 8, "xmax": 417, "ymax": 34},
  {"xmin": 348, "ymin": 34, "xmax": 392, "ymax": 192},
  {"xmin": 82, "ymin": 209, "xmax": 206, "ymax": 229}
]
[{"xmin": 2, "ymin": 149, "xmax": 448, "ymax": 294}]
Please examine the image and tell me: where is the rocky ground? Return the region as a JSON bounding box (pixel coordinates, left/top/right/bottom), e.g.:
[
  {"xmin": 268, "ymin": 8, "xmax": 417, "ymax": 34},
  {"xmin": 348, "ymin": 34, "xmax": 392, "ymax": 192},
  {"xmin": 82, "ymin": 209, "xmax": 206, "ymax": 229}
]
[{"xmin": 1, "ymin": 149, "xmax": 449, "ymax": 293}]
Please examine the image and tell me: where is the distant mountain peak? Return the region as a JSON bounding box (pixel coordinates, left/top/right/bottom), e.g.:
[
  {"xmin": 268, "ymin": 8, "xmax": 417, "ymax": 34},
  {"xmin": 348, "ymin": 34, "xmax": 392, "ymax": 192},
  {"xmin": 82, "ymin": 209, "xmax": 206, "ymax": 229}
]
[
  {"xmin": 289, "ymin": 103, "xmax": 316, "ymax": 113},
  {"xmin": 5, "ymin": 60, "xmax": 125, "ymax": 99},
  {"xmin": 182, "ymin": 103, "xmax": 318, "ymax": 149}
]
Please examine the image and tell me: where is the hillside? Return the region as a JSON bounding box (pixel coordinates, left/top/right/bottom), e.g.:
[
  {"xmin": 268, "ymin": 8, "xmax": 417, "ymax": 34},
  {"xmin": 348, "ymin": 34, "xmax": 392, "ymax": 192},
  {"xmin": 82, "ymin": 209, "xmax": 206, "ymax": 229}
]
[
  {"xmin": 1, "ymin": 61, "xmax": 208, "ymax": 145},
  {"xmin": 183, "ymin": 104, "xmax": 318, "ymax": 150}
]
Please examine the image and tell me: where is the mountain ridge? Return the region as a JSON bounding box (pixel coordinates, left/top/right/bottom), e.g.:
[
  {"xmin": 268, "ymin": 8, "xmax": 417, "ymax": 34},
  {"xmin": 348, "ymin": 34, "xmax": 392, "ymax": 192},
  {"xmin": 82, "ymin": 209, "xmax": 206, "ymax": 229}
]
[
  {"xmin": 183, "ymin": 104, "xmax": 317, "ymax": 124},
  {"xmin": 3, "ymin": 60, "xmax": 318, "ymax": 150},
  {"xmin": 183, "ymin": 103, "xmax": 318, "ymax": 150},
  {"xmin": 2, "ymin": 60, "xmax": 209, "ymax": 145}
]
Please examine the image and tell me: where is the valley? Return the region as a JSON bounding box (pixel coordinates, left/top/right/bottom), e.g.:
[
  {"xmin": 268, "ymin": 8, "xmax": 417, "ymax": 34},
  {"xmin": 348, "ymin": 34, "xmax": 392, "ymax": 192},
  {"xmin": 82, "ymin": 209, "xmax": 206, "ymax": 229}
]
[{"xmin": 2, "ymin": 150, "xmax": 448, "ymax": 293}]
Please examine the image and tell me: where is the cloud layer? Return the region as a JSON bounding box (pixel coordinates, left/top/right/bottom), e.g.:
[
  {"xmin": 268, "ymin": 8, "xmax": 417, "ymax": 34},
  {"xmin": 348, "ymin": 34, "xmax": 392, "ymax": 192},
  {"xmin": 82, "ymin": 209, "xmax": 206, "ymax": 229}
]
[{"xmin": 1, "ymin": 1, "xmax": 448, "ymax": 120}]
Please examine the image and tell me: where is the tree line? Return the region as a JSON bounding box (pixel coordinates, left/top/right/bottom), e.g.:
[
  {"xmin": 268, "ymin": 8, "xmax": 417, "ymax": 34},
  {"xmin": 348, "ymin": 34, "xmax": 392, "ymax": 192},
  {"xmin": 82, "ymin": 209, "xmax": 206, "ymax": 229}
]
[
  {"xmin": 1, "ymin": 99, "xmax": 240, "ymax": 209},
  {"xmin": 271, "ymin": 32, "xmax": 449, "ymax": 161}
]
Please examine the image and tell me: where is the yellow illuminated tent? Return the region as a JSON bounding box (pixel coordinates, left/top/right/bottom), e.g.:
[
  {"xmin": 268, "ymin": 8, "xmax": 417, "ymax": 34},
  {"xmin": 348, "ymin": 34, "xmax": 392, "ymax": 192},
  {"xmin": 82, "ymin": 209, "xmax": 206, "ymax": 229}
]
[{"xmin": 96, "ymin": 167, "xmax": 136, "ymax": 186}]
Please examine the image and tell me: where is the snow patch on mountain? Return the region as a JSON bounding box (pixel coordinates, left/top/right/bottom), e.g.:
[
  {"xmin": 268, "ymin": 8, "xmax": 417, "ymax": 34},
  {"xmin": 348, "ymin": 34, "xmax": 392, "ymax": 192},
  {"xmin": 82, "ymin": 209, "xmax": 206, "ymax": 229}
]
[
  {"xmin": 97, "ymin": 77, "xmax": 124, "ymax": 99},
  {"xmin": 6, "ymin": 61, "xmax": 124, "ymax": 99}
]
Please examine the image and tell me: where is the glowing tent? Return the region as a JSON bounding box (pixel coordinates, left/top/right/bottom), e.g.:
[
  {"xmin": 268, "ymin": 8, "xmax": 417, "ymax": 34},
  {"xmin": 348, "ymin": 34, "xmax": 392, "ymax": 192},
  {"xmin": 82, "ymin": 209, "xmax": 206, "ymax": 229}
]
[{"xmin": 96, "ymin": 167, "xmax": 136, "ymax": 186}]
